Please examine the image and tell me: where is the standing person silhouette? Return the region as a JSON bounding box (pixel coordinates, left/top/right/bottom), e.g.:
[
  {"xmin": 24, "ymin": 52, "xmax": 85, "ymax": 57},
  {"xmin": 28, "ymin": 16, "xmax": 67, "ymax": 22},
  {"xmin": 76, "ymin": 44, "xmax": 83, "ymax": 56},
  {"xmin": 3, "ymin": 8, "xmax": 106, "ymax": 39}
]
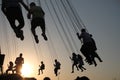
[
  {"xmin": 27, "ymin": 2, "xmax": 48, "ymax": 43},
  {"xmin": 1, "ymin": 0, "xmax": 28, "ymax": 40},
  {"xmin": 14, "ymin": 53, "xmax": 24, "ymax": 74}
]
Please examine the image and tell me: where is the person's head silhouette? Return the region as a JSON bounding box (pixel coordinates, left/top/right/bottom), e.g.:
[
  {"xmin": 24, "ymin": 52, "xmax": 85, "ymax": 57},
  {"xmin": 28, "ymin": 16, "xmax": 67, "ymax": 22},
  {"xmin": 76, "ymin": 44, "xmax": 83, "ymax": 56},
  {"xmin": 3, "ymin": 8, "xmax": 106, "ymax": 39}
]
[
  {"xmin": 81, "ymin": 28, "xmax": 86, "ymax": 32},
  {"xmin": 75, "ymin": 76, "xmax": 90, "ymax": 80},
  {"xmin": 30, "ymin": 2, "xmax": 36, "ymax": 7},
  {"xmin": 43, "ymin": 77, "xmax": 51, "ymax": 80},
  {"xmin": 20, "ymin": 53, "xmax": 23, "ymax": 57}
]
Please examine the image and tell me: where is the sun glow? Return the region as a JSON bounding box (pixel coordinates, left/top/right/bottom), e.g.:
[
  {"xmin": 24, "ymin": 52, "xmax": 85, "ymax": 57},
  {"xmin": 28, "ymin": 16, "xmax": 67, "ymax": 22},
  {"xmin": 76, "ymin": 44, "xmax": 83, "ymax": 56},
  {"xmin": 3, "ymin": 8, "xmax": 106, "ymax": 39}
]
[{"xmin": 21, "ymin": 63, "xmax": 33, "ymax": 77}]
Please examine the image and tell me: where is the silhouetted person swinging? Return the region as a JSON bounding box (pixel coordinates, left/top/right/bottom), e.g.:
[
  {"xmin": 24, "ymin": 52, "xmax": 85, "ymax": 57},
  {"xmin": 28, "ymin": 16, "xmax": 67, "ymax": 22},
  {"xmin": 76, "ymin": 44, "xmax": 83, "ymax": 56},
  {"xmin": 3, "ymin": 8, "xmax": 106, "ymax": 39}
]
[
  {"xmin": 1, "ymin": 0, "xmax": 29, "ymax": 40},
  {"xmin": 6, "ymin": 61, "xmax": 14, "ymax": 74},
  {"xmin": 89, "ymin": 34, "xmax": 103, "ymax": 66},
  {"xmin": 77, "ymin": 29, "xmax": 93, "ymax": 65},
  {"xmin": 54, "ymin": 59, "xmax": 61, "ymax": 76},
  {"xmin": 38, "ymin": 61, "xmax": 45, "ymax": 75},
  {"xmin": 27, "ymin": 2, "xmax": 48, "ymax": 43},
  {"xmin": 77, "ymin": 54, "xmax": 86, "ymax": 72},
  {"xmin": 70, "ymin": 53, "xmax": 79, "ymax": 73},
  {"xmin": 14, "ymin": 53, "xmax": 24, "ymax": 74}
]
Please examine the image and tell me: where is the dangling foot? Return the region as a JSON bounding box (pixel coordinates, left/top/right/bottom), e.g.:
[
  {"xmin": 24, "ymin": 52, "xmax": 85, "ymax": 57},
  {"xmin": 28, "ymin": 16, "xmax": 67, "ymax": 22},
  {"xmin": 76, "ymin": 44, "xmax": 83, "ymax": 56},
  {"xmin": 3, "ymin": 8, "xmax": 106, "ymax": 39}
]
[
  {"xmin": 83, "ymin": 68, "xmax": 86, "ymax": 70},
  {"xmin": 41, "ymin": 33, "xmax": 48, "ymax": 41},
  {"xmin": 14, "ymin": 29, "xmax": 20, "ymax": 38},
  {"xmin": 19, "ymin": 30, "xmax": 24, "ymax": 40},
  {"xmin": 15, "ymin": 29, "xmax": 24, "ymax": 40},
  {"xmin": 71, "ymin": 71, "xmax": 74, "ymax": 73},
  {"xmin": 100, "ymin": 60, "xmax": 103, "ymax": 62},
  {"xmin": 55, "ymin": 73, "xmax": 58, "ymax": 76},
  {"xmin": 35, "ymin": 35, "xmax": 39, "ymax": 43},
  {"xmin": 94, "ymin": 63, "xmax": 97, "ymax": 67},
  {"xmin": 81, "ymin": 70, "xmax": 83, "ymax": 72}
]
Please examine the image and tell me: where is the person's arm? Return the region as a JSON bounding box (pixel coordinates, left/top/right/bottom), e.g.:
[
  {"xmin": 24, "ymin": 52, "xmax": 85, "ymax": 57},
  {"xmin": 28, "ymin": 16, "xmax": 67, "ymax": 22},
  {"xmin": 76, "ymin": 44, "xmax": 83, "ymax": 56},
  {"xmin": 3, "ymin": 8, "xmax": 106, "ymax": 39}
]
[
  {"xmin": 19, "ymin": 1, "xmax": 30, "ymax": 12},
  {"xmin": 22, "ymin": 58, "xmax": 24, "ymax": 64},
  {"xmin": 76, "ymin": 33, "xmax": 81, "ymax": 39},
  {"xmin": 41, "ymin": 8, "xmax": 45, "ymax": 16},
  {"xmin": 40, "ymin": 7, "xmax": 45, "ymax": 18},
  {"xmin": 76, "ymin": 33, "xmax": 83, "ymax": 43},
  {"xmin": 18, "ymin": 0, "xmax": 32, "ymax": 19},
  {"xmin": 27, "ymin": 11, "xmax": 32, "ymax": 19},
  {"xmin": 69, "ymin": 56, "xmax": 72, "ymax": 60},
  {"xmin": 1, "ymin": 0, "xmax": 6, "ymax": 15},
  {"xmin": 15, "ymin": 58, "xmax": 17, "ymax": 64}
]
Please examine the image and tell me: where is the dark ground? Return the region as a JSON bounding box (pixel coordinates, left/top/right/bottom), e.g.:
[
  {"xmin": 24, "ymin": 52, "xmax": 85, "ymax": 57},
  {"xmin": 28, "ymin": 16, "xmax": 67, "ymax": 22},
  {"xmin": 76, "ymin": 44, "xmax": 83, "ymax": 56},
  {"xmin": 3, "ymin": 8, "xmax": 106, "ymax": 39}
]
[{"xmin": 0, "ymin": 74, "xmax": 37, "ymax": 80}]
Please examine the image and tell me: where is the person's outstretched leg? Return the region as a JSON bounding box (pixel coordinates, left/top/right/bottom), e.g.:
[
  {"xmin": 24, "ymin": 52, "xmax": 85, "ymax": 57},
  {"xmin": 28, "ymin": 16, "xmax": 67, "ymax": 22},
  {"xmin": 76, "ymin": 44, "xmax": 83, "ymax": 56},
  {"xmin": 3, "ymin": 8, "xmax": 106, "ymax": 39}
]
[
  {"xmin": 16, "ymin": 13, "xmax": 25, "ymax": 40},
  {"xmin": 40, "ymin": 19, "xmax": 48, "ymax": 41},
  {"xmin": 15, "ymin": 7, "xmax": 25, "ymax": 40},
  {"xmin": 5, "ymin": 13, "xmax": 19, "ymax": 38},
  {"xmin": 75, "ymin": 64, "xmax": 79, "ymax": 71},
  {"xmin": 54, "ymin": 68, "xmax": 58, "ymax": 76},
  {"xmin": 31, "ymin": 27, "xmax": 39, "ymax": 43},
  {"xmin": 31, "ymin": 19, "xmax": 39, "ymax": 43},
  {"xmin": 71, "ymin": 64, "xmax": 74, "ymax": 73},
  {"xmin": 94, "ymin": 52, "xmax": 103, "ymax": 62},
  {"xmin": 91, "ymin": 55, "xmax": 97, "ymax": 67},
  {"xmin": 41, "ymin": 70, "xmax": 43, "ymax": 74}
]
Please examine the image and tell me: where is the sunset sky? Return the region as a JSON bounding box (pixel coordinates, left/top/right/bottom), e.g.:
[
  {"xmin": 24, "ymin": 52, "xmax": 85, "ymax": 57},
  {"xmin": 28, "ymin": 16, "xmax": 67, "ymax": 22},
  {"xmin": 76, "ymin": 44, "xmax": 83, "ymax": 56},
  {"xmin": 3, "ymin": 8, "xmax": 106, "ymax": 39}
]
[{"xmin": 0, "ymin": 0, "xmax": 120, "ymax": 80}]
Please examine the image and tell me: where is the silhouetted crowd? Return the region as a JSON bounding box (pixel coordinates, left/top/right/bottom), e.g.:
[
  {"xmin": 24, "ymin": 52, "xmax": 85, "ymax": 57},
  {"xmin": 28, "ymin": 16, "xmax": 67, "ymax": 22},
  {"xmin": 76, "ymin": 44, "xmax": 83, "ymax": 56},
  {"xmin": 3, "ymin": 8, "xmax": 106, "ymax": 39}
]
[{"xmin": 0, "ymin": 0, "xmax": 103, "ymax": 80}]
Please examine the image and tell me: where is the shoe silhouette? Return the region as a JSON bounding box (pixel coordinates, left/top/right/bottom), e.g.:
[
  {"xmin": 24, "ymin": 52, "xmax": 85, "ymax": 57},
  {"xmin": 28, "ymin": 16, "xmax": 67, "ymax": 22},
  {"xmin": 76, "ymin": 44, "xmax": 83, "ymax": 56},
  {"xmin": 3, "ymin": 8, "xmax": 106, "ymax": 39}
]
[
  {"xmin": 15, "ymin": 29, "xmax": 24, "ymax": 40},
  {"xmin": 71, "ymin": 71, "xmax": 74, "ymax": 73},
  {"xmin": 35, "ymin": 35, "xmax": 39, "ymax": 43},
  {"xmin": 41, "ymin": 33, "xmax": 48, "ymax": 41},
  {"xmin": 19, "ymin": 30, "xmax": 24, "ymax": 40}
]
